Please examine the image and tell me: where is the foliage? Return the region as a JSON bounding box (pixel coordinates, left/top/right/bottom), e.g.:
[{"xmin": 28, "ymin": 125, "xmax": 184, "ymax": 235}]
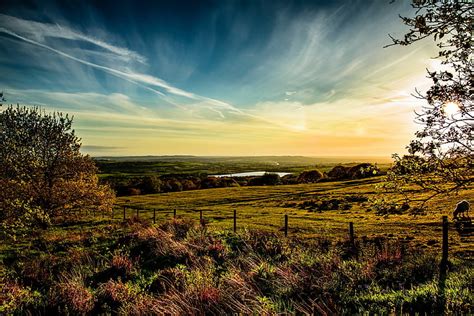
[
  {"xmin": 297, "ymin": 170, "xmax": 324, "ymax": 183},
  {"xmin": 249, "ymin": 173, "xmax": 281, "ymax": 186},
  {"xmin": 0, "ymin": 105, "xmax": 115, "ymax": 235},
  {"xmin": 385, "ymin": 0, "xmax": 473, "ymax": 204},
  {"xmin": 1, "ymin": 218, "xmax": 472, "ymax": 314},
  {"xmin": 327, "ymin": 163, "xmax": 380, "ymax": 180}
]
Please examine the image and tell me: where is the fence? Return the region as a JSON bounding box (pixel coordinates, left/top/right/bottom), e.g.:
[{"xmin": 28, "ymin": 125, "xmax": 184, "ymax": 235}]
[{"xmin": 112, "ymin": 205, "xmax": 452, "ymax": 268}]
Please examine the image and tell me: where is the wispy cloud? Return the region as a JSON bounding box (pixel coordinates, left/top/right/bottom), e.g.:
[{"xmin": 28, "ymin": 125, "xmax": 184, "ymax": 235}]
[
  {"xmin": 0, "ymin": 2, "xmax": 440, "ymax": 156},
  {"xmin": 0, "ymin": 13, "xmax": 147, "ymax": 64},
  {"xmin": 0, "ymin": 14, "xmax": 246, "ymax": 118}
]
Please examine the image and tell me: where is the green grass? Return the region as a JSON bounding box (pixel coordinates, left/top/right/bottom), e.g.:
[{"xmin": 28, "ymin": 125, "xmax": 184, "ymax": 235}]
[
  {"xmin": 115, "ymin": 177, "xmax": 473, "ymax": 256},
  {"xmin": 95, "ymin": 155, "xmax": 393, "ymax": 177},
  {"xmin": 1, "ymin": 176, "xmax": 473, "ymax": 314}
]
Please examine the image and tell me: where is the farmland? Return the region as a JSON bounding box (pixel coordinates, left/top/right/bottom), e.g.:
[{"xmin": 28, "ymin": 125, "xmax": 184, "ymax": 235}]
[
  {"xmin": 1, "ymin": 157, "xmax": 473, "ymax": 314},
  {"xmin": 95, "ymin": 155, "xmax": 393, "ymax": 177},
  {"xmin": 115, "ymin": 176, "xmax": 473, "ymax": 256}
]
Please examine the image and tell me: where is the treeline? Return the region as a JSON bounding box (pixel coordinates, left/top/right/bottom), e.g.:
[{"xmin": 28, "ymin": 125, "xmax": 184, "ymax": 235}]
[{"xmin": 102, "ymin": 163, "xmax": 380, "ymax": 196}]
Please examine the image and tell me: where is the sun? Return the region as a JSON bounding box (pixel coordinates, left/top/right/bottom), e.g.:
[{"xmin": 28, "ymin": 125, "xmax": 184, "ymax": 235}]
[{"xmin": 443, "ymin": 101, "xmax": 459, "ymax": 116}]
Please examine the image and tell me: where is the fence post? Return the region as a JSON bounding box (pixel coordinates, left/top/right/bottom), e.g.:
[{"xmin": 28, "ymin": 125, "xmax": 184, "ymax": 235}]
[
  {"xmin": 123, "ymin": 206, "xmax": 126, "ymax": 221},
  {"xmin": 349, "ymin": 222, "xmax": 355, "ymax": 246},
  {"xmin": 441, "ymin": 216, "xmax": 449, "ymax": 271},
  {"xmin": 284, "ymin": 214, "xmax": 288, "ymax": 237},
  {"xmin": 153, "ymin": 209, "xmax": 156, "ymax": 224},
  {"xmin": 174, "ymin": 209, "xmax": 176, "ymax": 219},
  {"xmin": 233, "ymin": 209, "xmax": 237, "ymax": 233}
]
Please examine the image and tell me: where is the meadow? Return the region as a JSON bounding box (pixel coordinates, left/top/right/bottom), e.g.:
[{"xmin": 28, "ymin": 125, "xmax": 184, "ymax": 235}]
[
  {"xmin": 1, "ymin": 157, "xmax": 473, "ymax": 314},
  {"xmin": 95, "ymin": 155, "xmax": 393, "ymax": 177},
  {"xmin": 115, "ymin": 176, "xmax": 473, "ymax": 256}
]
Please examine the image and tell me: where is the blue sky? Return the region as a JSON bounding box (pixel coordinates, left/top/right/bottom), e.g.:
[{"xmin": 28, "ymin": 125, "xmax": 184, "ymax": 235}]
[{"xmin": 0, "ymin": 0, "xmax": 438, "ymax": 156}]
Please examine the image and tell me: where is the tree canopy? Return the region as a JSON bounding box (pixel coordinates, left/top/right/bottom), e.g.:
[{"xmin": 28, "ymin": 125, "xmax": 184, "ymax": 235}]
[
  {"xmin": 0, "ymin": 105, "xmax": 114, "ymax": 235},
  {"xmin": 385, "ymin": 0, "xmax": 473, "ymax": 204}
]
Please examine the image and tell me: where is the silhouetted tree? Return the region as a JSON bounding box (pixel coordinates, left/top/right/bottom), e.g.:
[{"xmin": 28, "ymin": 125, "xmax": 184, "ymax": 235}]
[
  {"xmin": 385, "ymin": 0, "xmax": 473, "ymax": 204},
  {"xmin": 0, "ymin": 105, "xmax": 115, "ymax": 235},
  {"xmin": 0, "ymin": 91, "xmax": 5, "ymax": 106}
]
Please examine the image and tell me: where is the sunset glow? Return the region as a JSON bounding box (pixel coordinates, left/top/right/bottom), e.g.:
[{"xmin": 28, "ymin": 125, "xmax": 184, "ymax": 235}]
[
  {"xmin": 443, "ymin": 101, "xmax": 460, "ymax": 116},
  {"xmin": 0, "ymin": 1, "xmax": 438, "ymax": 157}
]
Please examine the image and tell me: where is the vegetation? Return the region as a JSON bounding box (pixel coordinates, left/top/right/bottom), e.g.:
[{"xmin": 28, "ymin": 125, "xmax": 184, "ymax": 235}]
[
  {"xmin": 0, "ymin": 105, "xmax": 115, "ymax": 237},
  {"xmin": 1, "ymin": 155, "xmax": 472, "ymax": 313},
  {"xmin": 101, "ymin": 160, "xmax": 383, "ymax": 197},
  {"xmin": 1, "ymin": 217, "xmax": 472, "ymax": 315},
  {"xmin": 1, "ymin": 2, "xmax": 472, "ymax": 314},
  {"xmin": 386, "ymin": 0, "xmax": 473, "ymax": 204}
]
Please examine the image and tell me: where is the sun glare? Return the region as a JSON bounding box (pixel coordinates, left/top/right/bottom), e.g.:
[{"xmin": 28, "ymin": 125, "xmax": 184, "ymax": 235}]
[{"xmin": 443, "ymin": 101, "xmax": 459, "ymax": 116}]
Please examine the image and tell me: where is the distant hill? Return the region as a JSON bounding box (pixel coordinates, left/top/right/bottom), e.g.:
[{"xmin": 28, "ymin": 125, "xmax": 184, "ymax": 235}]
[{"xmin": 93, "ymin": 155, "xmax": 393, "ymax": 164}]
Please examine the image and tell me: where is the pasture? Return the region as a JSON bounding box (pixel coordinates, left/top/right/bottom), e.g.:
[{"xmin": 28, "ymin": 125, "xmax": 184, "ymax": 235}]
[
  {"xmin": 115, "ymin": 177, "xmax": 473, "ymax": 257},
  {"xmin": 1, "ymin": 164, "xmax": 473, "ymax": 314}
]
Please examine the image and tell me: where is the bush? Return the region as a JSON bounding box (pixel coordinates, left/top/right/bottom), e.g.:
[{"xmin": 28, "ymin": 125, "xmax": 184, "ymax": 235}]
[
  {"xmin": 297, "ymin": 170, "xmax": 324, "ymax": 183},
  {"xmin": 4, "ymin": 218, "xmax": 472, "ymax": 314},
  {"xmin": 139, "ymin": 176, "xmax": 163, "ymax": 194},
  {"xmin": 327, "ymin": 163, "xmax": 380, "ymax": 180}
]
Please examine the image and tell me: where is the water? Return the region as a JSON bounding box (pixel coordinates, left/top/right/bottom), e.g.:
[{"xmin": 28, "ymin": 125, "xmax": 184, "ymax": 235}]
[{"xmin": 210, "ymin": 171, "xmax": 292, "ymax": 178}]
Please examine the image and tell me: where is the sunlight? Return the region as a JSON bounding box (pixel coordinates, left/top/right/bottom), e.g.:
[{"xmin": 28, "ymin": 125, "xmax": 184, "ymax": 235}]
[{"xmin": 443, "ymin": 101, "xmax": 459, "ymax": 116}]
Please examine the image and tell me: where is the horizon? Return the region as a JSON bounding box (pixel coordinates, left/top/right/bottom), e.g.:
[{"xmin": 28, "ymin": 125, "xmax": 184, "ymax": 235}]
[
  {"xmin": 0, "ymin": 0, "xmax": 439, "ymax": 156},
  {"xmin": 91, "ymin": 154, "xmax": 393, "ymax": 159}
]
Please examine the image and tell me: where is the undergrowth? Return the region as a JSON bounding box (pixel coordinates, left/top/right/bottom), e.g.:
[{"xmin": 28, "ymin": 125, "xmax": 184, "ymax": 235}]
[{"xmin": 1, "ymin": 218, "xmax": 472, "ymax": 314}]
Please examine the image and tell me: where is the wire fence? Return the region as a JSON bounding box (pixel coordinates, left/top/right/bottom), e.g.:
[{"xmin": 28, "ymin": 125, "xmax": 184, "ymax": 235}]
[{"xmin": 108, "ymin": 205, "xmax": 461, "ymax": 269}]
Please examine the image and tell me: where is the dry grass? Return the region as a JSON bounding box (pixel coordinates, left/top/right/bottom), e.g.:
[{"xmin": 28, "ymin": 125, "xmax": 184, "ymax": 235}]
[
  {"xmin": 115, "ymin": 177, "xmax": 473, "ymax": 256},
  {"xmin": 1, "ymin": 178, "xmax": 472, "ymax": 314}
]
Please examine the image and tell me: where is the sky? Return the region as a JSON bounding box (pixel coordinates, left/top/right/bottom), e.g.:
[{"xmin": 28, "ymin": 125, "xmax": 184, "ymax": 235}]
[{"xmin": 0, "ymin": 0, "xmax": 439, "ymax": 157}]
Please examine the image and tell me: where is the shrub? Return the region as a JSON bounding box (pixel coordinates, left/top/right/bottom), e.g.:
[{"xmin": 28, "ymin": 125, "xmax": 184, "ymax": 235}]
[
  {"xmin": 127, "ymin": 188, "xmax": 142, "ymax": 196},
  {"xmin": 52, "ymin": 276, "xmax": 95, "ymax": 314},
  {"xmin": 347, "ymin": 163, "xmax": 380, "ymax": 179},
  {"xmin": 139, "ymin": 176, "xmax": 162, "ymax": 194},
  {"xmin": 0, "ymin": 279, "xmax": 41, "ymax": 314},
  {"xmin": 97, "ymin": 280, "xmax": 140, "ymax": 312},
  {"xmin": 327, "ymin": 165, "xmax": 349, "ymax": 180},
  {"xmin": 159, "ymin": 218, "xmax": 195, "ymax": 240},
  {"xmin": 297, "ymin": 170, "xmax": 324, "ymax": 183}
]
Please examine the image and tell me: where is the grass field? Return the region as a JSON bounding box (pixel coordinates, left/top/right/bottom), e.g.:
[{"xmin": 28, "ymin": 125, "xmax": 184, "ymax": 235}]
[
  {"xmin": 95, "ymin": 155, "xmax": 393, "ymax": 177},
  {"xmin": 114, "ymin": 177, "xmax": 474, "ymax": 257},
  {"xmin": 2, "ymin": 170, "xmax": 473, "ymax": 314}
]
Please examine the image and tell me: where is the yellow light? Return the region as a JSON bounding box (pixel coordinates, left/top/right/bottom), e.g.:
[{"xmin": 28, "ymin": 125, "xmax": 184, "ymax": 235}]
[{"xmin": 443, "ymin": 101, "xmax": 459, "ymax": 116}]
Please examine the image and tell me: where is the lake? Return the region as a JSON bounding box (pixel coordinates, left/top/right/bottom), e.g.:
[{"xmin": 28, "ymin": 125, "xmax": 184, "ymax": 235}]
[{"xmin": 210, "ymin": 171, "xmax": 292, "ymax": 178}]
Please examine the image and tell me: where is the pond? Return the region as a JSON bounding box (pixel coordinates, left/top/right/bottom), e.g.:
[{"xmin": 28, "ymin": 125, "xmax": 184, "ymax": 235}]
[{"xmin": 210, "ymin": 171, "xmax": 292, "ymax": 178}]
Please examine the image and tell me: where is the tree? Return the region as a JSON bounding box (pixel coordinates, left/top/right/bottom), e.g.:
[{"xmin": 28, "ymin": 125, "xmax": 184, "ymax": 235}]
[
  {"xmin": 384, "ymin": 0, "xmax": 473, "ymax": 205},
  {"xmin": 0, "ymin": 105, "xmax": 115, "ymax": 234}
]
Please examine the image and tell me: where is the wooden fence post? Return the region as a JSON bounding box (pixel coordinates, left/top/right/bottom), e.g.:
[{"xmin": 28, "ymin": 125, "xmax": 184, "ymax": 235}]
[
  {"xmin": 233, "ymin": 209, "xmax": 237, "ymax": 233},
  {"xmin": 441, "ymin": 216, "xmax": 449, "ymax": 271},
  {"xmin": 153, "ymin": 209, "xmax": 156, "ymax": 224},
  {"xmin": 123, "ymin": 206, "xmax": 126, "ymax": 221},
  {"xmin": 284, "ymin": 214, "xmax": 288, "ymax": 237},
  {"xmin": 349, "ymin": 222, "xmax": 355, "ymax": 246},
  {"xmin": 174, "ymin": 209, "xmax": 176, "ymax": 219}
]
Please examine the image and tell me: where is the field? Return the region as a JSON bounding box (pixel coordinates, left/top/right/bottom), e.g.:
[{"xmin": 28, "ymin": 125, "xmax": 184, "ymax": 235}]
[
  {"xmin": 116, "ymin": 177, "xmax": 474, "ymax": 257},
  {"xmin": 1, "ymin": 157, "xmax": 473, "ymax": 314},
  {"xmin": 95, "ymin": 155, "xmax": 393, "ymax": 177}
]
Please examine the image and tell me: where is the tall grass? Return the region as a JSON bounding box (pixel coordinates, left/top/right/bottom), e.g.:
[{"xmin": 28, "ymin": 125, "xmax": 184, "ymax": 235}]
[{"xmin": 1, "ymin": 218, "xmax": 472, "ymax": 314}]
